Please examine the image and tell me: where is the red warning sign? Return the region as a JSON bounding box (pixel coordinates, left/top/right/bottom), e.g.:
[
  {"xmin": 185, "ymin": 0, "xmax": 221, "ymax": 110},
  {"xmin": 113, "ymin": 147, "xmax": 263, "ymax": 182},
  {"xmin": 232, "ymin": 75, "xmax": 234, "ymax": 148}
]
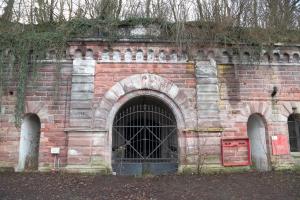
[
  {"xmin": 221, "ymin": 138, "xmax": 251, "ymax": 166},
  {"xmin": 271, "ymin": 134, "xmax": 290, "ymax": 155}
]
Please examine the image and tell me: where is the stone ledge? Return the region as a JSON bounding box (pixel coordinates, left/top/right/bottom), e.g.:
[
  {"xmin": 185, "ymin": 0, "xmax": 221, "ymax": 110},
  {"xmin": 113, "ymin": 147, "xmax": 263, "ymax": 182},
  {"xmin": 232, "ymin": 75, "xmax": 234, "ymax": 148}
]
[
  {"xmin": 64, "ymin": 128, "xmax": 107, "ymax": 133},
  {"xmin": 97, "ymin": 61, "xmax": 189, "ymax": 64},
  {"xmin": 184, "ymin": 128, "xmax": 224, "ymax": 132},
  {"xmin": 37, "ymin": 60, "xmax": 72, "ymax": 64}
]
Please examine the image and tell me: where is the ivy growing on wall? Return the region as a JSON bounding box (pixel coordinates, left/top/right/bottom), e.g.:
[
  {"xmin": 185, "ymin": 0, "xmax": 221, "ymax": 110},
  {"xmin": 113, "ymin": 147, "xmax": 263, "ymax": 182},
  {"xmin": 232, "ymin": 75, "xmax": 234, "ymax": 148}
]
[{"xmin": 0, "ymin": 17, "xmax": 299, "ymax": 126}]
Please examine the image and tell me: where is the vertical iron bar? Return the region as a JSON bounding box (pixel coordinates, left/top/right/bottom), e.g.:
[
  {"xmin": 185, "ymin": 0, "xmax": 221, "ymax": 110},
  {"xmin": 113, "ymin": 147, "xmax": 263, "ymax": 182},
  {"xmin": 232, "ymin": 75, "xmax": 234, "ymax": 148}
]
[
  {"xmin": 158, "ymin": 106, "xmax": 160, "ymax": 160},
  {"xmin": 129, "ymin": 107, "xmax": 131, "ymax": 160},
  {"xmin": 140, "ymin": 104, "xmax": 142, "ymax": 162},
  {"xmin": 150, "ymin": 105, "xmax": 152, "ymax": 160}
]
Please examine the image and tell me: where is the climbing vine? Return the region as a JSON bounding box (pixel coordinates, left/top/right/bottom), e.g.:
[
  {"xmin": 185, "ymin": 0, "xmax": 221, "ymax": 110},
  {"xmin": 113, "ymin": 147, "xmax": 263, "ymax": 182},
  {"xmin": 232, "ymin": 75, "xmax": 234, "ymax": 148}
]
[{"xmin": 0, "ymin": 17, "xmax": 299, "ymax": 127}]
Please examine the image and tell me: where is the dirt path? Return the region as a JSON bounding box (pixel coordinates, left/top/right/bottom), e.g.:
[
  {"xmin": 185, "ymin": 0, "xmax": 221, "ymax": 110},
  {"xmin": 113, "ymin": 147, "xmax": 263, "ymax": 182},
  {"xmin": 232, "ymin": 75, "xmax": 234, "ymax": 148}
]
[{"xmin": 0, "ymin": 171, "xmax": 299, "ymax": 200}]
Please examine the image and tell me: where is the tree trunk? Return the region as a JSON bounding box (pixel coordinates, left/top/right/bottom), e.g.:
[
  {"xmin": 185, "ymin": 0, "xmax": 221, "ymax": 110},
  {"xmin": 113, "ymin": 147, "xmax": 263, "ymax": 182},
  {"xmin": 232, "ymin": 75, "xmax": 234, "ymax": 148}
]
[{"xmin": 1, "ymin": 0, "xmax": 15, "ymax": 21}]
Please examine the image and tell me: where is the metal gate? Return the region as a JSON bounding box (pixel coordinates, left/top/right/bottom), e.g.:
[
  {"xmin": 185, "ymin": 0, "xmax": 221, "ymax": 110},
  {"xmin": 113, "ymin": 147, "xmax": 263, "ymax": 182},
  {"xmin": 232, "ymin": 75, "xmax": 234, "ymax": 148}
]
[
  {"xmin": 288, "ymin": 114, "xmax": 300, "ymax": 152},
  {"xmin": 112, "ymin": 97, "xmax": 178, "ymax": 175}
]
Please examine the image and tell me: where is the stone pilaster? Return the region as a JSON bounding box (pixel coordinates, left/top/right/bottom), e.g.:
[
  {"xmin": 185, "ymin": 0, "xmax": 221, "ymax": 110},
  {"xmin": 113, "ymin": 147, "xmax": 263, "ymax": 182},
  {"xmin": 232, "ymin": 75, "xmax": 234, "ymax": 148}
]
[
  {"xmin": 195, "ymin": 60, "xmax": 222, "ymax": 128},
  {"xmin": 70, "ymin": 58, "xmax": 96, "ymax": 127}
]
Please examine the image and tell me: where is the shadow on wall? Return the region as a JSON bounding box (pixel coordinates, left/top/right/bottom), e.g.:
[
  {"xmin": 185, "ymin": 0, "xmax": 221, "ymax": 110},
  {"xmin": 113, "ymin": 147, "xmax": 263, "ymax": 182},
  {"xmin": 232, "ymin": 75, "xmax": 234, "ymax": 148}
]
[
  {"xmin": 218, "ymin": 50, "xmax": 241, "ymax": 105},
  {"xmin": 17, "ymin": 113, "xmax": 41, "ymax": 171}
]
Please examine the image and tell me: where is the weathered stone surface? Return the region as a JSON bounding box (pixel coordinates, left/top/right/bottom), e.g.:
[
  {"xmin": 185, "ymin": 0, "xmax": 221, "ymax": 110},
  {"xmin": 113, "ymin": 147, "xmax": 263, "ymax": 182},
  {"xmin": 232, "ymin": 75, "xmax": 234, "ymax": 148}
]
[
  {"xmin": 147, "ymin": 51, "xmax": 155, "ymax": 61},
  {"xmin": 110, "ymin": 83, "xmax": 125, "ymax": 98},
  {"xmin": 124, "ymin": 50, "xmax": 132, "ymax": 62},
  {"xmin": 136, "ymin": 51, "xmax": 144, "ymax": 61},
  {"xmin": 197, "ymin": 103, "xmax": 219, "ymax": 111},
  {"xmin": 72, "ymin": 76, "xmax": 94, "ymax": 83},
  {"xmin": 71, "ymin": 83, "xmax": 94, "ymax": 92},
  {"xmin": 70, "ymin": 109, "xmax": 92, "ymax": 119},
  {"xmin": 71, "ymin": 92, "xmax": 93, "ymax": 100},
  {"xmin": 70, "ymin": 101, "xmax": 92, "ymax": 109},
  {"xmin": 197, "ymin": 78, "xmax": 218, "ymax": 84},
  {"xmin": 101, "ymin": 52, "xmax": 110, "ymax": 61},
  {"xmin": 196, "ymin": 61, "xmax": 217, "ymax": 77},
  {"xmin": 197, "ymin": 85, "xmax": 218, "ymax": 92},
  {"xmin": 113, "ymin": 51, "xmax": 121, "ymax": 61},
  {"xmin": 70, "ymin": 119, "xmax": 91, "ymax": 127},
  {"xmin": 73, "ymin": 66, "xmax": 95, "ymax": 75}
]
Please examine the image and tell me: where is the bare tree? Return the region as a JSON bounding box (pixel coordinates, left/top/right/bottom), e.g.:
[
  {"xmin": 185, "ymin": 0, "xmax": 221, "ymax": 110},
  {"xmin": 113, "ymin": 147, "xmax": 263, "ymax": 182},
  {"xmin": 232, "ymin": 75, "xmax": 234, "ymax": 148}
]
[{"xmin": 1, "ymin": 0, "xmax": 15, "ymax": 21}]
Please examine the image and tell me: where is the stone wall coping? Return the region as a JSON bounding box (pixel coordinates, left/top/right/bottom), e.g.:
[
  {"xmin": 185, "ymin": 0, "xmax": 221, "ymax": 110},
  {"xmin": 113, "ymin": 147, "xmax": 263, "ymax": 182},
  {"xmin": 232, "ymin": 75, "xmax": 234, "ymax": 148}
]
[
  {"xmin": 64, "ymin": 128, "xmax": 107, "ymax": 133},
  {"xmin": 72, "ymin": 73, "xmax": 94, "ymax": 76},
  {"xmin": 68, "ymin": 38, "xmax": 175, "ymax": 43},
  {"xmin": 218, "ymin": 62, "xmax": 300, "ymax": 66},
  {"xmin": 96, "ymin": 61, "xmax": 189, "ymax": 64},
  {"xmin": 184, "ymin": 128, "xmax": 224, "ymax": 132},
  {"xmin": 37, "ymin": 60, "xmax": 72, "ymax": 64},
  {"xmin": 221, "ymin": 137, "xmax": 249, "ymax": 140}
]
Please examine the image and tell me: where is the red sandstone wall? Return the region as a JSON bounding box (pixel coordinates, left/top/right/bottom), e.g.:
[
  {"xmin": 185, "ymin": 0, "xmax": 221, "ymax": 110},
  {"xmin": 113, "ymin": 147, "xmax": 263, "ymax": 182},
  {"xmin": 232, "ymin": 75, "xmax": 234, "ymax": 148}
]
[
  {"xmin": 0, "ymin": 63, "xmax": 72, "ymax": 170},
  {"xmin": 1, "ymin": 41, "xmax": 299, "ymax": 171},
  {"xmin": 218, "ymin": 63, "xmax": 300, "ymax": 165},
  {"xmin": 94, "ymin": 62, "xmax": 196, "ymax": 104}
]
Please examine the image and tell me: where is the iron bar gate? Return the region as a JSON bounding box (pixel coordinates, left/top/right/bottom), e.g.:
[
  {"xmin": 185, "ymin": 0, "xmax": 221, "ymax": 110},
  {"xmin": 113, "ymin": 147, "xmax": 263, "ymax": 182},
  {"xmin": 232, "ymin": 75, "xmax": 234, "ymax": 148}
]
[
  {"xmin": 112, "ymin": 97, "xmax": 178, "ymax": 175},
  {"xmin": 288, "ymin": 114, "xmax": 300, "ymax": 152}
]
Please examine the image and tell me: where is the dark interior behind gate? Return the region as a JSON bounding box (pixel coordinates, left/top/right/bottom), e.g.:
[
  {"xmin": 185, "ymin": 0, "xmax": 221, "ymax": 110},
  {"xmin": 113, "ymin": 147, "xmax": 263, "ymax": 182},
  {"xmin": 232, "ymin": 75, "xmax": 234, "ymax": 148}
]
[{"xmin": 112, "ymin": 96, "xmax": 178, "ymax": 176}]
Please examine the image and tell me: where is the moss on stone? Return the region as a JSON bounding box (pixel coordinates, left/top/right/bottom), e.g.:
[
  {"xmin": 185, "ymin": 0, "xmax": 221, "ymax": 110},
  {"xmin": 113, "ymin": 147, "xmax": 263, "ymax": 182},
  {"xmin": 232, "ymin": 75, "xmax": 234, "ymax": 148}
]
[
  {"xmin": 0, "ymin": 167, "xmax": 14, "ymax": 172},
  {"xmin": 179, "ymin": 164, "xmax": 251, "ymax": 175}
]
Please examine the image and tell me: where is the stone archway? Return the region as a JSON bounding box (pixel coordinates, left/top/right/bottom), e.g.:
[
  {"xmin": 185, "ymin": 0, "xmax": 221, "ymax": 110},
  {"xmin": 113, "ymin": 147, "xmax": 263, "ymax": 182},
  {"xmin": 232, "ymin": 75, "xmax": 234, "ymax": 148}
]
[
  {"xmin": 17, "ymin": 113, "xmax": 41, "ymax": 171},
  {"xmin": 93, "ymin": 74, "xmax": 194, "ymax": 171},
  {"xmin": 247, "ymin": 114, "xmax": 270, "ymax": 171},
  {"xmin": 93, "ymin": 73, "xmax": 196, "ymax": 130}
]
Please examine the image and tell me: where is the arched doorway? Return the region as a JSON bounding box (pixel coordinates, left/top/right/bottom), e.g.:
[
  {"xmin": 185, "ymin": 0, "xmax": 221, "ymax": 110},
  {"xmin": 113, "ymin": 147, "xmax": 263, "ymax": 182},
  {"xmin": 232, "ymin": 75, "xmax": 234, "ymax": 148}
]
[
  {"xmin": 247, "ymin": 114, "xmax": 270, "ymax": 171},
  {"xmin": 112, "ymin": 96, "xmax": 178, "ymax": 175},
  {"xmin": 18, "ymin": 113, "xmax": 41, "ymax": 171},
  {"xmin": 288, "ymin": 114, "xmax": 300, "ymax": 152}
]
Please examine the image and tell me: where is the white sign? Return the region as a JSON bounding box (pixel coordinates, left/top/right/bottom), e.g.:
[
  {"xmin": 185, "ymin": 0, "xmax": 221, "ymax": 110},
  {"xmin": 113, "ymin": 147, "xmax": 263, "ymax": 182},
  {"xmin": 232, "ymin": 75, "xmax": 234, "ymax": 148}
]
[{"xmin": 51, "ymin": 147, "xmax": 60, "ymax": 154}]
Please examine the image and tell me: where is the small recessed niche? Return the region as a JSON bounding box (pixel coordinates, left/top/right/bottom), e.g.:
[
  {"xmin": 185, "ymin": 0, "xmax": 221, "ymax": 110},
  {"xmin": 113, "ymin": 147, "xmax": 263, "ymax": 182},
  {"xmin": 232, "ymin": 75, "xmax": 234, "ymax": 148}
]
[
  {"xmin": 243, "ymin": 52, "xmax": 250, "ymax": 62},
  {"xmin": 222, "ymin": 51, "xmax": 230, "ymax": 63},
  {"xmin": 293, "ymin": 53, "xmax": 299, "ymax": 63},
  {"xmin": 283, "ymin": 53, "xmax": 290, "ymax": 63},
  {"xmin": 273, "ymin": 53, "xmax": 280, "ymax": 63},
  {"xmin": 136, "ymin": 49, "xmax": 144, "ymax": 62},
  {"xmin": 170, "ymin": 50, "xmax": 178, "ymax": 62},
  {"xmin": 147, "ymin": 49, "xmax": 154, "ymax": 61},
  {"xmin": 196, "ymin": 50, "xmax": 205, "ymax": 61},
  {"xmin": 262, "ymin": 53, "xmax": 270, "ymax": 63},
  {"xmin": 74, "ymin": 49, "xmax": 82, "ymax": 59},
  {"xmin": 207, "ymin": 51, "xmax": 215, "ymax": 59},
  {"xmin": 86, "ymin": 49, "xmax": 94, "ymax": 59}
]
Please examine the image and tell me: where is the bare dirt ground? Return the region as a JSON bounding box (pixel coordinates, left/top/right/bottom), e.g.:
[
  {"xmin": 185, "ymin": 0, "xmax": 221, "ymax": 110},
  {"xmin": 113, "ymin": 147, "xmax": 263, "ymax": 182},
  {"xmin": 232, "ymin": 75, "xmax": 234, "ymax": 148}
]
[{"xmin": 0, "ymin": 171, "xmax": 299, "ymax": 200}]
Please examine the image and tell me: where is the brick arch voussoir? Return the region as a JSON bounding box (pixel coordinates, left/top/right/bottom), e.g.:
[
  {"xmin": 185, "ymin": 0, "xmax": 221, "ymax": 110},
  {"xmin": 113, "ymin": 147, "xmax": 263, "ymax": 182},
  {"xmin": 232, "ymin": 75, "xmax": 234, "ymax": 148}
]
[
  {"xmin": 239, "ymin": 102, "xmax": 272, "ymax": 124},
  {"xmin": 24, "ymin": 101, "xmax": 49, "ymax": 123},
  {"xmin": 95, "ymin": 73, "xmax": 190, "ymax": 129},
  {"xmin": 280, "ymin": 101, "xmax": 300, "ymax": 121}
]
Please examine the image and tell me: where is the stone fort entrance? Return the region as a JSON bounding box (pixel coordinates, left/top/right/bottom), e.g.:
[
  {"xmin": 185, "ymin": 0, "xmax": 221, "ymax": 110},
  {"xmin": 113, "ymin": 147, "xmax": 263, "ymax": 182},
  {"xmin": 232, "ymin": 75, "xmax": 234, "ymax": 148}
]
[{"xmin": 112, "ymin": 96, "xmax": 178, "ymax": 175}]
